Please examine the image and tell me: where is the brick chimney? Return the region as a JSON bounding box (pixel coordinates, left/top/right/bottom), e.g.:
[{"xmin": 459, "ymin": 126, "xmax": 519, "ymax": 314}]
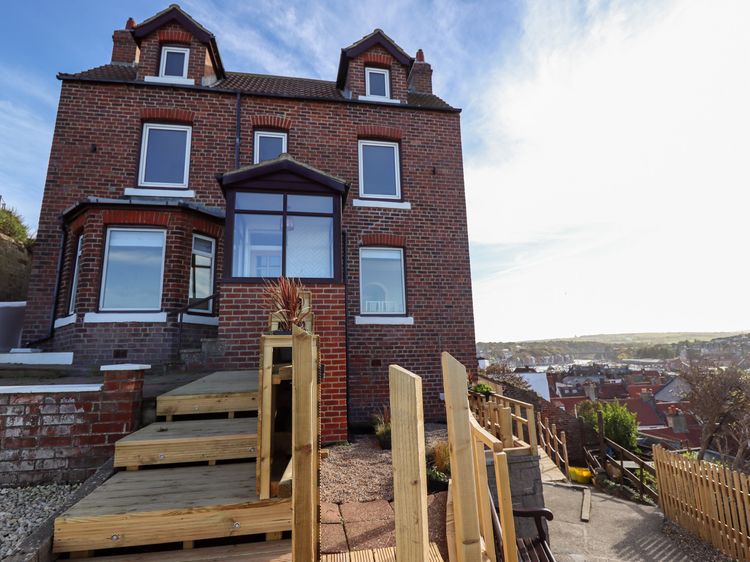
[
  {"xmin": 111, "ymin": 18, "xmax": 139, "ymax": 65},
  {"xmin": 666, "ymin": 407, "xmax": 688, "ymax": 433},
  {"xmin": 640, "ymin": 388, "xmax": 654, "ymax": 402},
  {"xmin": 407, "ymin": 48, "xmax": 433, "ymax": 94},
  {"xmin": 583, "ymin": 381, "xmax": 597, "ymax": 401}
]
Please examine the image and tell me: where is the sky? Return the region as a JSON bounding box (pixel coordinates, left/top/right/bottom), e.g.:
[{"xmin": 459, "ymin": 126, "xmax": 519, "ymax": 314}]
[{"xmin": 2, "ymin": 0, "xmax": 749, "ymax": 342}]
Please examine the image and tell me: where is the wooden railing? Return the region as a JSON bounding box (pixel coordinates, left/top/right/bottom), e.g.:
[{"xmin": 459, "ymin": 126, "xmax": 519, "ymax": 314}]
[
  {"xmin": 654, "ymin": 445, "xmax": 750, "ymax": 562},
  {"xmin": 468, "ymin": 391, "xmax": 537, "ymax": 456},
  {"xmin": 537, "ymin": 414, "xmax": 570, "ymax": 480},
  {"xmin": 444, "ymin": 353, "xmax": 519, "ymax": 562}
]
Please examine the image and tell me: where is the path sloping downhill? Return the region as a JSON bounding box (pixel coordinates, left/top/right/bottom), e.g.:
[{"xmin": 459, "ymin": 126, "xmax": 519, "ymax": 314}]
[{"xmin": 544, "ymin": 483, "xmax": 727, "ymax": 562}]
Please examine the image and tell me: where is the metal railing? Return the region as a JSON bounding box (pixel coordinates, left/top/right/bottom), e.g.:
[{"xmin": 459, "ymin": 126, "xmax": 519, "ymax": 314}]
[{"xmin": 169, "ymin": 292, "xmax": 219, "ymax": 360}]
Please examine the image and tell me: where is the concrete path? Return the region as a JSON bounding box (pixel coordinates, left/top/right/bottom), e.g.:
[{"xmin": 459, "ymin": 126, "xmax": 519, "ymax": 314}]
[
  {"xmin": 538, "ymin": 447, "xmax": 568, "ymax": 482},
  {"xmin": 545, "ymin": 483, "xmax": 697, "ymax": 562}
]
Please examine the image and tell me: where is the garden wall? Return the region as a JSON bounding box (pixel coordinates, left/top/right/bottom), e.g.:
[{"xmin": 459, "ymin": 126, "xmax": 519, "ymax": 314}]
[{"xmin": 0, "ymin": 365, "xmax": 146, "ymax": 486}]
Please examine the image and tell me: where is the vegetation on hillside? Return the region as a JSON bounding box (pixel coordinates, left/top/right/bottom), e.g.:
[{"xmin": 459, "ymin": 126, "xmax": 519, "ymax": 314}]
[{"xmin": 0, "ymin": 207, "xmax": 33, "ymax": 248}]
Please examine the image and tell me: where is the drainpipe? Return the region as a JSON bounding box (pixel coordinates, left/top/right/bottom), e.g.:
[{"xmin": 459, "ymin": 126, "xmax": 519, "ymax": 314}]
[
  {"xmin": 342, "ymin": 229, "xmax": 351, "ymax": 441},
  {"xmin": 235, "ymin": 92, "xmax": 241, "ymax": 169}
]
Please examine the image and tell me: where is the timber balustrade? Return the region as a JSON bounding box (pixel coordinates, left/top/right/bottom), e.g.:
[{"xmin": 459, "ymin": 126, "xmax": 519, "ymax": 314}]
[
  {"xmin": 468, "ymin": 390, "xmax": 538, "ymax": 456},
  {"xmin": 655, "ymin": 446, "xmax": 750, "ymax": 562},
  {"xmin": 536, "ymin": 414, "xmax": 571, "ymax": 481}
]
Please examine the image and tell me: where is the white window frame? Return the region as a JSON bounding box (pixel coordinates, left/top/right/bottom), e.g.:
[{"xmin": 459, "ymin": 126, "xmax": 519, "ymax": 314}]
[
  {"xmin": 253, "ymin": 130, "xmax": 288, "ymax": 164},
  {"xmin": 68, "ymin": 235, "xmax": 83, "ymax": 315},
  {"xmin": 365, "ymin": 67, "xmax": 390, "ymax": 98},
  {"xmin": 159, "ymin": 46, "xmax": 190, "ymax": 79},
  {"xmin": 189, "ymin": 234, "xmax": 215, "ymax": 313},
  {"xmin": 138, "ymin": 123, "xmax": 192, "ymax": 189},
  {"xmin": 359, "ymin": 247, "xmax": 406, "ymax": 316},
  {"xmin": 358, "ymin": 140, "xmax": 401, "ymax": 200},
  {"xmin": 99, "ymin": 228, "xmax": 167, "ymax": 312}
]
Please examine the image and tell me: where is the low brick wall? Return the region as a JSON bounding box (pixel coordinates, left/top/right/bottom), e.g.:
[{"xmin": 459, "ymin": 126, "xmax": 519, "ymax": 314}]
[{"xmin": 0, "ymin": 365, "xmax": 147, "ymax": 486}]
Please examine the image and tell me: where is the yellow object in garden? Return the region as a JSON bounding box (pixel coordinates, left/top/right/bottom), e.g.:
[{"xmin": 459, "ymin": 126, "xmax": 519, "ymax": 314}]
[{"xmin": 569, "ymin": 466, "xmax": 592, "ymax": 484}]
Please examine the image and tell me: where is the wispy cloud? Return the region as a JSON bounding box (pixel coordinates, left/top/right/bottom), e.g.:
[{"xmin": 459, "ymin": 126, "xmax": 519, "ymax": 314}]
[{"xmin": 467, "ymin": 0, "xmax": 750, "ymax": 340}]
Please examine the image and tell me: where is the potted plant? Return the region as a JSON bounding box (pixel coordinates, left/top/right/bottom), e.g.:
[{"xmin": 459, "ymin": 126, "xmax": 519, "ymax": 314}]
[
  {"xmin": 426, "ymin": 440, "xmax": 451, "ymax": 492},
  {"xmin": 471, "ymin": 382, "xmax": 494, "ymax": 398},
  {"xmin": 264, "ymin": 277, "xmax": 311, "ymax": 334},
  {"xmin": 373, "ymin": 407, "xmax": 391, "ymax": 450}
]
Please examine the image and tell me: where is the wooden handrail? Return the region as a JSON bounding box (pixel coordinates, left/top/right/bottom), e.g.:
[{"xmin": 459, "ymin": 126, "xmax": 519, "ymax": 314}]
[
  {"xmin": 537, "ymin": 413, "xmax": 571, "ymax": 481},
  {"xmin": 468, "ymin": 391, "xmax": 537, "ymax": 455}
]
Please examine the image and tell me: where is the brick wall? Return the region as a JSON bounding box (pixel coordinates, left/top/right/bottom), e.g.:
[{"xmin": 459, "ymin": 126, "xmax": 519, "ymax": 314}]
[
  {"xmin": 219, "ymin": 283, "xmax": 347, "ymax": 443},
  {"xmin": 0, "ymin": 366, "xmax": 146, "ymax": 486},
  {"xmin": 500, "ymin": 384, "xmax": 598, "ymax": 466}
]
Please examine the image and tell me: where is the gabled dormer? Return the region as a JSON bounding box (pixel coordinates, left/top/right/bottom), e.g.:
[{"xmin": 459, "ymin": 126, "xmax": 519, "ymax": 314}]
[
  {"xmin": 336, "ymin": 29, "xmax": 414, "ymax": 104},
  {"xmin": 127, "ymin": 4, "xmax": 225, "ymax": 86}
]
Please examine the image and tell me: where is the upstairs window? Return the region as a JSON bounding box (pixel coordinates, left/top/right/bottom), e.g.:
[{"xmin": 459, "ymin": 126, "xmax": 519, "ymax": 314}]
[
  {"xmin": 365, "ymin": 67, "xmax": 390, "ymax": 98},
  {"xmin": 100, "ymin": 229, "xmax": 166, "ymax": 311},
  {"xmin": 232, "ymin": 193, "xmax": 336, "ymax": 280},
  {"xmin": 159, "ymin": 46, "xmax": 190, "ymax": 79},
  {"xmin": 189, "ymin": 235, "xmax": 215, "ymax": 312},
  {"xmin": 254, "ymin": 131, "xmax": 287, "ymax": 164},
  {"xmin": 360, "ymin": 248, "xmax": 406, "ymax": 315},
  {"xmin": 139, "ymin": 123, "xmax": 192, "ymax": 188},
  {"xmin": 358, "ymin": 140, "xmax": 401, "ymax": 199}
]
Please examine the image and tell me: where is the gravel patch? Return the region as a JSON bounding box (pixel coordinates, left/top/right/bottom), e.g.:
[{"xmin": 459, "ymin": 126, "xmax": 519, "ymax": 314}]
[
  {"xmin": 0, "ymin": 483, "xmax": 79, "ymax": 560},
  {"xmin": 661, "ymin": 519, "xmax": 733, "ymax": 562},
  {"xmin": 320, "ymin": 424, "xmax": 448, "ymax": 504}
]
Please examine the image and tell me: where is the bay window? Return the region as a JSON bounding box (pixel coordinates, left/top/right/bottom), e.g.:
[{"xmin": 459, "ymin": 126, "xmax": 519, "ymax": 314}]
[
  {"xmin": 100, "ymin": 229, "xmax": 166, "ymax": 311},
  {"xmin": 231, "ymin": 193, "xmax": 337, "ymax": 280},
  {"xmin": 360, "ymin": 248, "xmax": 406, "ymax": 315}
]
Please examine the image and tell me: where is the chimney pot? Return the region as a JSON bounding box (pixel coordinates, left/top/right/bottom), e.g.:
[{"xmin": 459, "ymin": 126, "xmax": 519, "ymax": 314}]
[
  {"xmin": 126, "ymin": 17, "xmax": 137, "ymax": 29},
  {"xmin": 416, "ymin": 49, "xmax": 425, "ymax": 62}
]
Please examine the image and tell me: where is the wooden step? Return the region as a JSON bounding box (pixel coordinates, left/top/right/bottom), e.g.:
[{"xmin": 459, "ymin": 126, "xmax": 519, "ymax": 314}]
[
  {"xmin": 53, "ymin": 463, "xmax": 291, "ymax": 554},
  {"xmin": 320, "ymin": 543, "xmax": 445, "ymax": 561},
  {"xmin": 157, "ymin": 371, "xmax": 259, "ymax": 419},
  {"xmin": 114, "ymin": 418, "xmax": 258, "ymax": 469},
  {"xmin": 87, "ymin": 540, "xmax": 292, "ymax": 561}
]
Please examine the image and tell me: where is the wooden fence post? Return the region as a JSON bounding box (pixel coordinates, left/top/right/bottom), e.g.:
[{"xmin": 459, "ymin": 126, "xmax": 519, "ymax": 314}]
[
  {"xmin": 442, "ymin": 352, "xmax": 482, "ymax": 562},
  {"xmin": 560, "ymin": 431, "xmax": 570, "ymax": 481},
  {"xmin": 551, "ymin": 423, "xmax": 559, "ymax": 466},
  {"xmin": 292, "ymin": 326, "xmax": 319, "ymax": 561},
  {"xmin": 389, "ymin": 365, "xmax": 429, "ymax": 562},
  {"xmin": 597, "ymin": 410, "xmax": 606, "ymax": 465},
  {"xmin": 493, "ymin": 451, "xmax": 518, "ymax": 562},
  {"xmin": 527, "ymin": 405, "xmax": 538, "ymax": 455},
  {"xmin": 500, "ymin": 407, "xmax": 514, "ymax": 449}
]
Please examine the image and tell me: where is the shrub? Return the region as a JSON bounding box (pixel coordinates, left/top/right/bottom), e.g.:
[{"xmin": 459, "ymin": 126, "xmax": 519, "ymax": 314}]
[
  {"xmin": 0, "ymin": 207, "xmax": 29, "ymax": 244},
  {"xmin": 429, "ymin": 440, "xmax": 451, "ymax": 475},
  {"xmin": 578, "ymin": 399, "xmax": 638, "ymax": 451},
  {"xmin": 472, "ymin": 383, "xmax": 494, "ymax": 397},
  {"xmin": 373, "ymin": 407, "xmax": 391, "ymax": 450}
]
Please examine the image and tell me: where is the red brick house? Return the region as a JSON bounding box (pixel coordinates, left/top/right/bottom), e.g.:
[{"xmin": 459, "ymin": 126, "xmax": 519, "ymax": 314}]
[{"xmin": 22, "ymin": 5, "xmax": 476, "ymax": 441}]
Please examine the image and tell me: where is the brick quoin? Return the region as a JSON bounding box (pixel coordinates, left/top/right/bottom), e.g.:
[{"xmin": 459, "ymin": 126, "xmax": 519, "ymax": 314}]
[{"xmin": 24, "ymin": 7, "xmax": 476, "ymax": 440}]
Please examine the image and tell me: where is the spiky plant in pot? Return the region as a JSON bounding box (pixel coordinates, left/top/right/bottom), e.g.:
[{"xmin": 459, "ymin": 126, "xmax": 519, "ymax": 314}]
[{"xmin": 264, "ymin": 276, "xmax": 311, "ymax": 333}]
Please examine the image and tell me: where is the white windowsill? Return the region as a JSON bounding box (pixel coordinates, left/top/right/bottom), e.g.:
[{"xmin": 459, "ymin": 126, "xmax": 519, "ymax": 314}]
[
  {"xmin": 0, "ymin": 352, "xmax": 74, "ymax": 365},
  {"xmin": 355, "ymin": 316, "xmax": 414, "ymax": 325},
  {"xmin": 0, "ymin": 301, "xmax": 26, "ymax": 308},
  {"xmin": 0, "ymin": 384, "xmax": 101, "ymax": 394},
  {"xmin": 144, "ymin": 76, "xmax": 196, "ymax": 86},
  {"xmin": 352, "ymin": 199, "xmax": 411, "ymax": 210},
  {"xmin": 53, "ymin": 314, "xmax": 77, "ymax": 329},
  {"xmin": 124, "ymin": 188, "xmax": 195, "ymax": 198},
  {"xmin": 100, "ymin": 363, "xmax": 151, "ymax": 371},
  {"xmin": 357, "ymin": 95, "xmax": 402, "ymax": 104},
  {"xmin": 180, "ymin": 313, "xmax": 219, "ymax": 326},
  {"xmin": 84, "ymin": 312, "xmax": 167, "ymax": 324}
]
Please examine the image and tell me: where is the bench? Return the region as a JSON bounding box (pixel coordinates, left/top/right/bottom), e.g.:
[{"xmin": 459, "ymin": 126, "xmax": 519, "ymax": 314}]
[{"xmin": 489, "ymin": 491, "xmax": 556, "ymax": 562}]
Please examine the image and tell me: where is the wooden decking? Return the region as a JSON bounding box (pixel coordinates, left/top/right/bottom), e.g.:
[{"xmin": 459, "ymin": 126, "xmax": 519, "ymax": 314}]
[
  {"xmin": 114, "ymin": 418, "xmax": 258, "ymax": 468},
  {"xmin": 156, "ymin": 371, "xmax": 258, "ymax": 419},
  {"xmin": 86, "ymin": 540, "xmax": 292, "ymax": 561},
  {"xmin": 53, "ymin": 463, "xmax": 291, "ymax": 553},
  {"xmin": 320, "ymin": 543, "xmax": 444, "ymax": 561}
]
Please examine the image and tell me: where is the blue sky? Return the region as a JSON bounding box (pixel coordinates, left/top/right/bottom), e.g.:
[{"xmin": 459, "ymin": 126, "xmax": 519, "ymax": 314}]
[{"xmin": 3, "ymin": 1, "xmax": 750, "ymax": 341}]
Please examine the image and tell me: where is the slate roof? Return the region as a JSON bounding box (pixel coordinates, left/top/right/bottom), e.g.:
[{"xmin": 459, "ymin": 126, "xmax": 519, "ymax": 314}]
[{"xmin": 58, "ymin": 68, "xmax": 456, "ymax": 111}]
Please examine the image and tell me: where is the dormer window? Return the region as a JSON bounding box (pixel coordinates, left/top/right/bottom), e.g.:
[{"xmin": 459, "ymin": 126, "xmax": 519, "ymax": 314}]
[
  {"xmin": 365, "ymin": 67, "xmax": 390, "ymax": 98},
  {"xmin": 160, "ymin": 46, "xmax": 190, "ymax": 79}
]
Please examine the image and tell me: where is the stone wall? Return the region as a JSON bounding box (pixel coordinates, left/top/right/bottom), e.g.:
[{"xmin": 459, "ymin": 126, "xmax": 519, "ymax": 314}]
[
  {"xmin": 0, "ymin": 232, "xmax": 31, "ymax": 301},
  {"xmin": 0, "ymin": 365, "xmax": 146, "ymax": 486}
]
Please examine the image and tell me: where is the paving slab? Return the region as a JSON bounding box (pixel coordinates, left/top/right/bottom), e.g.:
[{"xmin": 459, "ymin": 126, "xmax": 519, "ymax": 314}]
[
  {"xmin": 321, "ymin": 502, "xmax": 342, "ymax": 524},
  {"xmin": 320, "ymin": 523, "xmax": 348, "ymax": 554},
  {"xmin": 340, "ymin": 499, "xmax": 393, "ymax": 523},
  {"xmin": 345, "ymin": 519, "xmax": 396, "ymax": 551}
]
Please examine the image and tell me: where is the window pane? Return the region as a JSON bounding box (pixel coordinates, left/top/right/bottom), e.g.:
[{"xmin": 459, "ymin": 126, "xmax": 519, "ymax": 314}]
[
  {"xmin": 361, "ymin": 249, "xmax": 405, "ymax": 314},
  {"xmin": 190, "ymin": 237, "xmax": 214, "ymax": 311},
  {"xmin": 368, "ymin": 71, "xmax": 387, "ymax": 96},
  {"xmin": 287, "ymin": 195, "xmax": 333, "ymax": 214},
  {"xmin": 143, "ymin": 128, "xmax": 188, "ymax": 184},
  {"xmin": 235, "ymin": 192, "xmax": 283, "ymax": 211},
  {"xmin": 286, "ymin": 216, "xmax": 333, "ymax": 278},
  {"xmin": 102, "ymin": 230, "xmax": 164, "ymax": 310},
  {"xmin": 69, "ymin": 235, "xmax": 83, "ymax": 314},
  {"xmin": 257, "ymin": 135, "xmax": 285, "ymax": 162},
  {"xmin": 164, "ymin": 51, "xmax": 186, "ymax": 77},
  {"xmin": 362, "ymin": 144, "xmax": 397, "ymax": 197},
  {"xmin": 193, "ymin": 237, "xmax": 213, "ymax": 254},
  {"xmin": 232, "ymin": 214, "xmax": 282, "ymax": 277}
]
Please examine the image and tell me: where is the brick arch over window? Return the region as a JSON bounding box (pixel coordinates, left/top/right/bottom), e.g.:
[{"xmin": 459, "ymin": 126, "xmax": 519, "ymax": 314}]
[
  {"xmin": 356, "ymin": 125, "xmax": 402, "ymax": 141},
  {"xmin": 139, "ymin": 107, "xmax": 195, "ymax": 124},
  {"xmin": 360, "ymin": 233, "xmax": 405, "ymax": 247},
  {"xmin": 251, "ymin": 115, "xmax": 293, "ymax": 130}
]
